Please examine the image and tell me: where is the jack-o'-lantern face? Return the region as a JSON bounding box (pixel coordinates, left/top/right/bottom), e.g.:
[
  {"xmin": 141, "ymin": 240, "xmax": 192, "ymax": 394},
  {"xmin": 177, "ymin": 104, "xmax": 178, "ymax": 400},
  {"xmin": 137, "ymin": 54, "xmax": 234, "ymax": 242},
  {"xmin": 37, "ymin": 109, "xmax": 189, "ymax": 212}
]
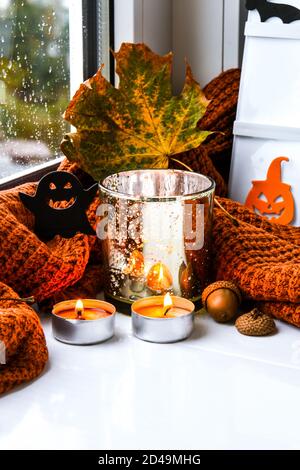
[{"xmin": 245, "ymin": 157, "xmax": 295, "ymax": 225}]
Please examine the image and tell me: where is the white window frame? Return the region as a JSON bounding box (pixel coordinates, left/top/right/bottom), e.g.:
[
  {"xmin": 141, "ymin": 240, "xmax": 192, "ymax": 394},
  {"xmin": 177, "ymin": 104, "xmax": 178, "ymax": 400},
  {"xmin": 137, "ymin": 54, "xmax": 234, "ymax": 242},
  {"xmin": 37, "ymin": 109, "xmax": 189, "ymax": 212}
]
[
  {"xmin": 114, "ymin": 0, "xmax": 244, "ymax": 89},
  {"xmin": 69, "ymin": 0, "xmax": 84, "ymax": 97}
]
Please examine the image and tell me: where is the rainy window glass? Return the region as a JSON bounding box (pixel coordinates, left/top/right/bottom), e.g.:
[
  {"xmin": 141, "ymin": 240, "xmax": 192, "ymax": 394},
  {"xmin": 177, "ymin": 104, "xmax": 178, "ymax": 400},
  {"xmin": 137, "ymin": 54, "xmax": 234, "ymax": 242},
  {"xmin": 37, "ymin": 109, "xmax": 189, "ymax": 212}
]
[{"xmin": 0, "ymin": 0, "xmax": 70, "ymax": 180}]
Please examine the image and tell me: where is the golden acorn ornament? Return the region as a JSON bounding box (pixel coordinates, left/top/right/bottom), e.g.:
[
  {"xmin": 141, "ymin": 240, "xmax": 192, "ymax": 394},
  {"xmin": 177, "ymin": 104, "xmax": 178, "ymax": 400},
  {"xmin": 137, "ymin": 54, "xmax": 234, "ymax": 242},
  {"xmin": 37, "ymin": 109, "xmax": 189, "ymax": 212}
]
[{"xmin": 202, "ymin": 280, "xmax": 242, "ymax": 323}]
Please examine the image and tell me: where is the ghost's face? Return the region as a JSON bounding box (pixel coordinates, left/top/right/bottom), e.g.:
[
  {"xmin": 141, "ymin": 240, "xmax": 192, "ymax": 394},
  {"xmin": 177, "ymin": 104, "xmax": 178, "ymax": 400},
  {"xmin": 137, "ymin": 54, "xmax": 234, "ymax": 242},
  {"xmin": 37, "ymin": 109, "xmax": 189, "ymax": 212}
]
[{"xmin": 37, "ymin": 172, "xmax": 82, "ymax": 207}]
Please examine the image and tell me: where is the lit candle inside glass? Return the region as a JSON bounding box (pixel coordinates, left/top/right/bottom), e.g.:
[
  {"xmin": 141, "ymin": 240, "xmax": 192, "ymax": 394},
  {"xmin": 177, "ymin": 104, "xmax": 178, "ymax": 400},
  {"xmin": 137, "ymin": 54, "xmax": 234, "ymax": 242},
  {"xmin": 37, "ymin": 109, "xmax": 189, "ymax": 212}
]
[
  {"xmin": 146, "ymin": 262, "xmax": 173, "ymax": 293},
  {"xmin": 123, "ymin": 250, "xmax": 145, "ymax": 277}
]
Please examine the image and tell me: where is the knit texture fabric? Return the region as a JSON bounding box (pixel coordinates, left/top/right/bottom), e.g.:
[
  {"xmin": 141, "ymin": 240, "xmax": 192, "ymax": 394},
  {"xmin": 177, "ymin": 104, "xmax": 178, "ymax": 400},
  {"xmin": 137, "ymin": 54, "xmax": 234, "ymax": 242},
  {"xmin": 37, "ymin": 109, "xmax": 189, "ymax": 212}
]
[
  {"xmin": 0, "ymin": 183, "xmax": 93, "ymax": 302},
  {"xmin": 200, "ymin": 68, "xmax": 241, "ymax": 181},
  {"xmin": 39, "ymin": 264, "xmax": 106, "ymax": 313},
  {"xmin": 170, "ymin": 145, "xmax": 227, "ymax": 197},
  {"xmin": 213, "ymin": 198, "xmax": 300, "ymax": 326},
  {"xmin": 0, "ymin": 283, "xmax": 48, "ymax": 395},
  {"xmin": 258, "ymin": 302, "xmax": 300, "ymax": 330}
]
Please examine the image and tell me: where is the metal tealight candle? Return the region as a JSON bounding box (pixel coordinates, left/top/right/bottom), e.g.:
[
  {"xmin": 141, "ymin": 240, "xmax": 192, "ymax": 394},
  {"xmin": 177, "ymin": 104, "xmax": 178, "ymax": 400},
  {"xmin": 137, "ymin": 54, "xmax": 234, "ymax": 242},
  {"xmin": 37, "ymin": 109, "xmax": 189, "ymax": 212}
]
[
  {"xmin": 131, "ymin": 294, "xmax": 195, "ymax": 343},
  {"xmin": 52, "ymin": 299, "xmax": 116, "ymax": 345}
]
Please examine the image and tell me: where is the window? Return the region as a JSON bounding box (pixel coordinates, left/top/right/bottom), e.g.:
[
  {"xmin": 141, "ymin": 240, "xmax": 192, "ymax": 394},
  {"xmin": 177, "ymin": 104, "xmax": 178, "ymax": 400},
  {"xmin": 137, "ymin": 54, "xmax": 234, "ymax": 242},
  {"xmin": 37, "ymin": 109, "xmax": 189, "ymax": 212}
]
[
  {"xmin": 0, "ymin": 0, "xmax": 245, "ymax": 187},
  {"xmin": 0, "ymin": 0, "xmax": 113, "ymax": 185}
]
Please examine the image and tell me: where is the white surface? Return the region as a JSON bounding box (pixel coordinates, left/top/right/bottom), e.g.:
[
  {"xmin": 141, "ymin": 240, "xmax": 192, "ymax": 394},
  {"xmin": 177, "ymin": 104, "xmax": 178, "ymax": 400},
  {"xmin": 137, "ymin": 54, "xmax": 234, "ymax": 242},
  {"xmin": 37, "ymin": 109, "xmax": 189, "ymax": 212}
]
[
  {"xmin": 172, "ymin": 0, "xmax": 224, "ymax": 91},
  {"xmin": 114, "ymin": 0, "xmax": 172, "ymax": 54},
  {"xmin": 172, "ymin": 0, "xmax": 244, "ymax": 91},
  {"xmin": 234, "ymin": 121, "xmax": 300, "ymax": 140},
  {"xmin": 141, "ymin": 0, "xmax": 172, "ymax": 55},
  {"xmin": 114, "ymin": 0, "xmax": 243, "ymax": 91},
  {"xmin": 236, "ymin": 5, "xmax": 300, "ymax": 127},
  {"xmin": 223, "ymin": 0, "xmax": 241, "ymax": 71},
  {"xmin": 238, "ymin": 36, "xmax": 300, "ymax": 127},
  {"xmin": 1, "ymin": 312, "xmax": 300, "ymax": 450},
  {"xmin": 114, "ymin": 0, "xmax": 136, "ymax": 48},
  {"xmin": 238, "ymin": 6, "xmax": 300, "ymax": 127},
  {"xmin": 114, "ymin": 0, "xmax": 172, "ymax": 89}
]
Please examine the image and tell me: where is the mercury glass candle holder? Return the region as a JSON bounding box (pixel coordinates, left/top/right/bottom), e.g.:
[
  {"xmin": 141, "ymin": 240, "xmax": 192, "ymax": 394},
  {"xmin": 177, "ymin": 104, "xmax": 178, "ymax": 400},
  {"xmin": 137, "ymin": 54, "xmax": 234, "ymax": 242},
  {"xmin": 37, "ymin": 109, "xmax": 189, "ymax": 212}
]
[{"xmin": 98, "ymin": 169, "xmax": 215, "ymax": 305}]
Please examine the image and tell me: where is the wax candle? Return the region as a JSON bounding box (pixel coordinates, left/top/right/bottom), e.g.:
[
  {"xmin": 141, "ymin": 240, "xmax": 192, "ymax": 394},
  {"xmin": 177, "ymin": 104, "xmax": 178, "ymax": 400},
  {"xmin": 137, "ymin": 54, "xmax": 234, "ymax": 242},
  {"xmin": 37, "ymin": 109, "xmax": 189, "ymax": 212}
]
[
  {"xmin": 142, "ymin": 199, "xmax": 186, "ymax": 294},
  {"xmin": 52, "ymin": 299, "xmax": 116, "ymax": 345},
  {"xmin": 146, "ymin": 262, "xmax": 173, "ymax": 293},
  {"xmin": 53, "ymin": 299, "xmax": 111, "ymax": 320},
  {"xmin": 134, "ymin": 292, "xmax": 188, "ymax": 318},
  {"xmin": 131, "ymin": 294, "xmax": 195, "ymax": 343}
]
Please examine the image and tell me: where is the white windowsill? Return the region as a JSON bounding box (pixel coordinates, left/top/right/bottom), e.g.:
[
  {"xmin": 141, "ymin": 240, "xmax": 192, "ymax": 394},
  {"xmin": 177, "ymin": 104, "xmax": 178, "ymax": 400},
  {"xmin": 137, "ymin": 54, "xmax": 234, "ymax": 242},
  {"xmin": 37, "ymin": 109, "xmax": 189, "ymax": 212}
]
[{"xmin": 0, "ymin": 311, "xmax": 299, "ymax": 449}]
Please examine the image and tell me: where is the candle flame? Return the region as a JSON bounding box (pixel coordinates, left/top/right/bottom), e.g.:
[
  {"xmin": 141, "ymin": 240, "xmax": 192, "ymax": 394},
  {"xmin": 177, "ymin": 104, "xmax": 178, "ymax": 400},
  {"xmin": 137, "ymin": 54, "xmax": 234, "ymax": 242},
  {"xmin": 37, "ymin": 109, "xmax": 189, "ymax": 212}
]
[
  {"xmin": 75, "ymin": 299, "xmax": 84, "ymax": 317},
  {"xmin": 158, "ymin": 263, "xmax": 164, "ymax": 282},
  {"xmin": 163, "ymin": 292, "xmax": 173, "ymax": 308}
]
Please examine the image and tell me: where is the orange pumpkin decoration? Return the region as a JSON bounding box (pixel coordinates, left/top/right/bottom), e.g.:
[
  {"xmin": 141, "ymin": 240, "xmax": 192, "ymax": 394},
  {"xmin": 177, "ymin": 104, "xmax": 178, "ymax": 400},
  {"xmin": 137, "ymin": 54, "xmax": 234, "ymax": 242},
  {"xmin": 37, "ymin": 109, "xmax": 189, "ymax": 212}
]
[{"xmin": 245, "ymin": 156, "xmax": 295, "ymax": 225}]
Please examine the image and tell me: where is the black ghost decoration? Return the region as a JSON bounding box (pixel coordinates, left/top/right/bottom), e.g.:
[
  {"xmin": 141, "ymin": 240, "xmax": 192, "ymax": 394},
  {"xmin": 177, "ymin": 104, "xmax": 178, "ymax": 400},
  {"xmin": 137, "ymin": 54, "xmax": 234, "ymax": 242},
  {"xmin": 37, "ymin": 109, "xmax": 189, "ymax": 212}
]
[
  {"xmin": 19, "ymin": 171, "xmax": 98, "ymax": 241},
  {"xmin": 246, "ymin": 0, "xmax": 300, "ymax": 23}
]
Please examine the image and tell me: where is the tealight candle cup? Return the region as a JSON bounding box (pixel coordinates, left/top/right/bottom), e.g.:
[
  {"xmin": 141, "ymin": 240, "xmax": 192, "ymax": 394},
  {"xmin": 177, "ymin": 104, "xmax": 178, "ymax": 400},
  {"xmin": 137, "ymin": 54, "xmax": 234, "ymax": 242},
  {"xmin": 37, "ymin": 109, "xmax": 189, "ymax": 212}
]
[
  {"xmin": 52, "ymin": 299, "xmax": 116, "ymax": 345},
  {"xmin": 131, "ymin": 295, "xmax": 195, "ymax": 343}
]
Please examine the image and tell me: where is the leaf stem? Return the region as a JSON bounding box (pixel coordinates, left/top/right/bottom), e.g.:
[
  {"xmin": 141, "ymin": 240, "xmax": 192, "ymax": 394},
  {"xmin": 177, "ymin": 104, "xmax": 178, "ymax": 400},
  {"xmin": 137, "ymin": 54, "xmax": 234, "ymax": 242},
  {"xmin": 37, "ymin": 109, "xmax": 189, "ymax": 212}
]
[
  {"xmin": 214, "ymin": 198, "xmax": 239, "ymax": 227},
  {"xmin": 170, "ymin": 157, "xmax": 194, "ymax": 172},
  {"xmin": 169, "ymin": 157, "xmax": 239, "ymax": 226},
  {"xmin": 0, "ymin": 296, "xmax": 35, "ymax": 304}
]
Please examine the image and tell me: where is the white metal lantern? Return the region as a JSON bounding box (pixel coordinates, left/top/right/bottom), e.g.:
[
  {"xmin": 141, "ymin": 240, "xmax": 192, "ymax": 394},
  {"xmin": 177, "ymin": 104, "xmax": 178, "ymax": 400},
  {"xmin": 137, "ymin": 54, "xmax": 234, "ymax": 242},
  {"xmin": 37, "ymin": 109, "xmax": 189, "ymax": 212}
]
[{"xmin": 229, "ymin": 0, "xmax": 300, "ymax": 226}]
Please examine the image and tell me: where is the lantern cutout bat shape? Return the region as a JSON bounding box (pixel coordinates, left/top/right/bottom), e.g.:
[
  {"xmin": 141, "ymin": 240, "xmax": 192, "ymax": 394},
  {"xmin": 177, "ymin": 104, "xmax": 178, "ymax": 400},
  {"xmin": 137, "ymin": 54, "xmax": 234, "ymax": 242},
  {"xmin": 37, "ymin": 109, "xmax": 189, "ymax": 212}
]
[
  {"xmin": 246, "ymin": 0, "xmax": 300, "ymax": 24},
  {"xmin": 19, "ymin": 171, "xmax": 98, "ymax": 240},
  {"xmin": 245, "ymin": 157, "xmax": 295, "ymax": 225}
]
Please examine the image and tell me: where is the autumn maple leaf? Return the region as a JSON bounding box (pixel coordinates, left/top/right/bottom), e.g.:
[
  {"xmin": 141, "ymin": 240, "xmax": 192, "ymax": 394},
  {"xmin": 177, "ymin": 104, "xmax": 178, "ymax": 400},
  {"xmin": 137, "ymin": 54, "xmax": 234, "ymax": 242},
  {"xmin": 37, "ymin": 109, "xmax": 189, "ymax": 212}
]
[{"xmin": 61, "ymin": 43, "xmax": 212, "ymax": 180}]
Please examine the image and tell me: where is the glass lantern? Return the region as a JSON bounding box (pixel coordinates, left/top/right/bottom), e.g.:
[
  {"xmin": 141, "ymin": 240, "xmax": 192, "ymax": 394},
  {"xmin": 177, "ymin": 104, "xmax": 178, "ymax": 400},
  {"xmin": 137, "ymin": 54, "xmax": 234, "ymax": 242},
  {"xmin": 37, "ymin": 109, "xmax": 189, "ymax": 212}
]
[{"xmin": 98, "ymin": 169, "xmax": 215, "ymax": 305}]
